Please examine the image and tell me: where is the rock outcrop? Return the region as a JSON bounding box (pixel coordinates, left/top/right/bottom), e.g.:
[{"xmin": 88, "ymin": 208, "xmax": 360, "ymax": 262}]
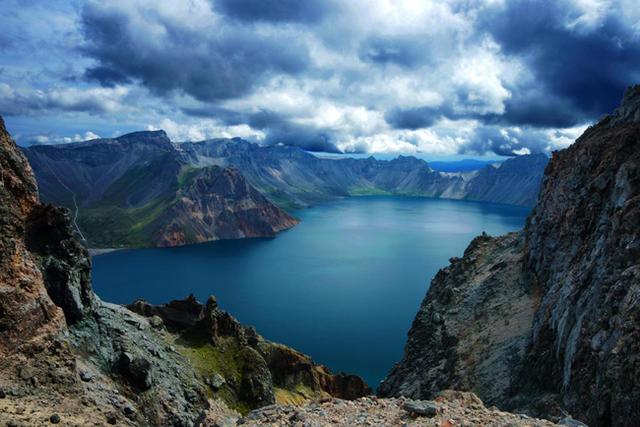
[
  {"xmin": 154, "ymin": 166, "xmax": 298, "ymax": 247},
  {"xmin": 128, "ymin": 295, "xmax": 371, "ymax": 411},
  {"xmin": 378, "ymin": 233, "xmax": 537, "ymax": 408},
  {"xmin": 380, "ymin": 86, "xmax": 640, "ymax": 426}
]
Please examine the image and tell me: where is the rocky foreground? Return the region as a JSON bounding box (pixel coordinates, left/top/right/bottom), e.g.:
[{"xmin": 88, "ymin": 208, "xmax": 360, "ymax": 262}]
[{"xmin": 203, "ymin": 391, "xmax": 569, "ymax": 427}]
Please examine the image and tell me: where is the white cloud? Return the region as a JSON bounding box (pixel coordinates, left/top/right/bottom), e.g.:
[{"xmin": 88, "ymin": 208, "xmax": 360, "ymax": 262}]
[{"xmin": 147, "ymin": 118, "xmax": 266, "ymax": 142}]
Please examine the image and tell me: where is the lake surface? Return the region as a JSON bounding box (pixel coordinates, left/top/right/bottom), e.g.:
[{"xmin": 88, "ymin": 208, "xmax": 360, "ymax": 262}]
[{"xmin": 92, "ymin": 196, "xmax": 529, "ymax": 388}]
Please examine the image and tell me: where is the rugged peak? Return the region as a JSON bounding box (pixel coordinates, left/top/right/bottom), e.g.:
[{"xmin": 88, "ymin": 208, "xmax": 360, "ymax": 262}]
[
  {"xmin": 112, "ymin": 129, "xmax": 173, "ymax": 149},
  {"xmin": 606, "ymin": 84, "xmax": 640, "ymax": 126}
]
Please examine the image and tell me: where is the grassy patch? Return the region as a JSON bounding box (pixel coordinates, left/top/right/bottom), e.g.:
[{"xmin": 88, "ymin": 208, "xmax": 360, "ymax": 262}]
[
  {"xmin": 274, "ymin": 385, "xmax": 317, "ymax": 406},
  {"xmin": 77, "ymin": 198, "xmax": 170, "ymax": 247},
  {"xmin": 348, "ymin": 186, "xmax": 393, "ymax": 196},
  {"xmin": 174, "ymin": 337, "xmax": 257, "ymax": 414}
]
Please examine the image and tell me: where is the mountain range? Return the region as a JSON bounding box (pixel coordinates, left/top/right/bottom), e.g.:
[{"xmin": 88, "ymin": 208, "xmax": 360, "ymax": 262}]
[
  {"xmin": 23, "ymin": 134, "xmax": 548, "ymax": 248},
  {"xmin": 2, "ymin": 84, "xmax": 639, "ymax": 425}
]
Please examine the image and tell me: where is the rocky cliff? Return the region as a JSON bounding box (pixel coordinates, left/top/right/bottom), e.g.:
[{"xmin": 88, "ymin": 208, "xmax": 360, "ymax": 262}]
[
  {"xmin": 380, "ymin": 86, "xmax": 640, "ymax": 426},
  {"xmin": 155, "ymin": 166, "xmax": 298, "ymax": 247},
  {"xmin": 128, "ymin": 295, "xmax": 371, "ymax": 412},
  {"xmin": 0, "ymin": 116, "xmax": 367, "ymax": 426}
]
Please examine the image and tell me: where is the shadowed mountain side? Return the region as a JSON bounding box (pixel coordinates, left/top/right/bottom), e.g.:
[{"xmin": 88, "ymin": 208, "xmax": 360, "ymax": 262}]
[
  {"xmin": 380, "ymin": 86, "xmax": 640, "ymax": 427},
  {"xmin": 23, "ymin": 133, "xmax": 297, "ymax": 248}
]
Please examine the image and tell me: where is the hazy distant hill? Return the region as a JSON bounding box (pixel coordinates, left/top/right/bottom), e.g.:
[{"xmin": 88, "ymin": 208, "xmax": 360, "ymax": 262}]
[{"xmin": 23, "ymin": 133, "xmax": 547, "ymax": 247}]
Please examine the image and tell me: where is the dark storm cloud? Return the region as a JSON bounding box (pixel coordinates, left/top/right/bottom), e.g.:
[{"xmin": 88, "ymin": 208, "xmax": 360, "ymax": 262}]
[
  {"xmin": 213, "ymin": 0, "xmax": 332, "ymax": 23},
  {"xmin": 182, "ymin": 105, "xmax": 342, "ymax": 152},
  {"xmin": 480, "ymin": 0, "xmax": 640, "ymax": 126},
  {"xmin": 264, "ymin": 123, "xmax": 341, "ymax": 153},
  {"xmin": 84, "ymin": 66, "xmax": 131, "ymax": 87},
  {"xmin": 81, "ymin": 2, "xmax": 311, "ymax": 101},
  {"xmin": 384, "ymin": 106, "xmax": 441, "ymax": 129},
  {"xmin": 488, "ymin": 88, "xmax": 592, "ymax": 128}
]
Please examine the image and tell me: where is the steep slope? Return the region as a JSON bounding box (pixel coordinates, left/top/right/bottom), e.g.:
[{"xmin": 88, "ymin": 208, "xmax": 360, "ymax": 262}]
[
  {"xmin": 155, "ymin": 166, "xmax": 298, "ymax": 247},
  {"xmin": 128, "ymin": 295, "xmax": 371, "ymax": 412},
  {"xmin": 24, "ymin": 130, "xmax": 178, "ymax": 208},
  {"xmin": 23, "ymin": 136, "xmax": 298, "ymax": 248},
  {"xmin": 521, "ymin": 89, "xmax": 640, "ymax": 425},
  {"xmin": 380, "ymin": 86, "xmax": 640, "ymax": 426},
  {"xmin": 0, "ymin": 116, "xmax": 369, "ymax": 425},
  {"xmin": 465, "ymin": 153, "xmax": 548, "ymax": 207},
  {"xmin": 378, "ymin": 233, "xmax": 536, "ymax": 408}
]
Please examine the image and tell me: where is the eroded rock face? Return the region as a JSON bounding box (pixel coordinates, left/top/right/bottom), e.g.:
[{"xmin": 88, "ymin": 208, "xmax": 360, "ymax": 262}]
[
  {"xmin": 155, "ymin": 166, "xmax": 299, "ymax": 247},
  {"xmin": 128, "ymin": 295, "xmax": 372, "ymax": 410},
  {"xmin": 379, "ymin": 233, "xmax": 537, "ymax": 408},
  {"xmin": 522, "ymin": 85, "xmax": 640, "ymax": 425},
  {"xmin": 0, "ymin": 117, "xmax": 209, "ymax": 426},
  {"xmin": 0, "ymin": 116, "xmax": 66, "ymax": 353},
  {"xmin": 380, "ymin": 86, "xmax": 640, "ymax": 426}
]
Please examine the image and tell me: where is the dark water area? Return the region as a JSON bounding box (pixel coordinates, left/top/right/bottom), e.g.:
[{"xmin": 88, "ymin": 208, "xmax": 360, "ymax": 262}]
[{"xmin": 92, "ymin": 196, "xmax": 529, "ymax": 388}]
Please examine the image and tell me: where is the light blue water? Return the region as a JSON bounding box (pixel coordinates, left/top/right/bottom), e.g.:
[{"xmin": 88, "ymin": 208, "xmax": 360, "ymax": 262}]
[{"xmin": 92, "ymin": 196, "xmax": 529, "ymax": 389}]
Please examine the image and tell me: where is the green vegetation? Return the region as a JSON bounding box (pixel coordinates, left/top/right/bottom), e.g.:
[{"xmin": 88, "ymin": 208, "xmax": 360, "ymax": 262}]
[
  {"xmin": 348, "ymin": 186, "xmax": 393, "ymax": 196},
  {"xmin": 100, "ymin": 153, "xmax": 176, "ymax": 207},
  {"xmin": 274, "ymin": 385, "xmax": 315, "ymax": 406},
  {"xmin": 77, "ymin": 198, "xmax": 170, "ymax": 247},
  {"xmin": 175, "ymin": 336, "xmax": 258, "ymax": 414}
]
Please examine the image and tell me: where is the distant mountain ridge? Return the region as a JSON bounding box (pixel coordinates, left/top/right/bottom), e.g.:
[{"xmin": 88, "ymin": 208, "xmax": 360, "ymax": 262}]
[
  {"xmin": 23, "ymin": 131, "xmax": 297, "ymax": 248},
  {"xmin": 22, "ymin": 132, "xmax": 547, "ymax": 248},
  {"xmin": 177, "ymin": 137, "xmax": 547, "ymax": 209}
]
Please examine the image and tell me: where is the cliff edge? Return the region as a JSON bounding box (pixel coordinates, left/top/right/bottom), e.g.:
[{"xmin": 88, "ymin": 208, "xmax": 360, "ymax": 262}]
[{"xmin": 380, "ymin": 86, "xmax": 640, "ymax": 426}]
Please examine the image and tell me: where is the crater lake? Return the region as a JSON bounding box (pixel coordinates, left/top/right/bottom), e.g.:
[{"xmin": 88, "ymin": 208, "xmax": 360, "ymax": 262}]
[{"xmin": 92, "ymin": 196, "xmax": 529, "ymax": 388}]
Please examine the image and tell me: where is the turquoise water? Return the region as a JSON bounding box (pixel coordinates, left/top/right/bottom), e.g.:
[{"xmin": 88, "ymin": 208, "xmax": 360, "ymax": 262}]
[{"xmin": 92, "ymin": 196, "xmax": 529, "ymax": 389}]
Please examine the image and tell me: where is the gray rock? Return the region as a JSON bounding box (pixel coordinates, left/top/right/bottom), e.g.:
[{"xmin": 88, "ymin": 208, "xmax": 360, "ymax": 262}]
[
  {"xmin": 118, "ymin": 352, "xmax": 153, "ymax": 391},
  {"xmin": 403, "ymin": 400, "xmax": 437, "ymax": 417},
  {"xmin": 209, "ymin": 373, "xmax": 226, "ymax": 391},
  {"xmin": 149, "ymin": 315, "xmax": 164, "ymax": 329},
  {"xmin": 79, "ymin": 371, "xmax": 93, "ymax": 382}
]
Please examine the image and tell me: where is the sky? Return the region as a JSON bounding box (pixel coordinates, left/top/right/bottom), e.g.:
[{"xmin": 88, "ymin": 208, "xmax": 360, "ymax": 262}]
[{"xmin": 1, "ymin": 0, "xmax": 639, "ymax": 157}]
